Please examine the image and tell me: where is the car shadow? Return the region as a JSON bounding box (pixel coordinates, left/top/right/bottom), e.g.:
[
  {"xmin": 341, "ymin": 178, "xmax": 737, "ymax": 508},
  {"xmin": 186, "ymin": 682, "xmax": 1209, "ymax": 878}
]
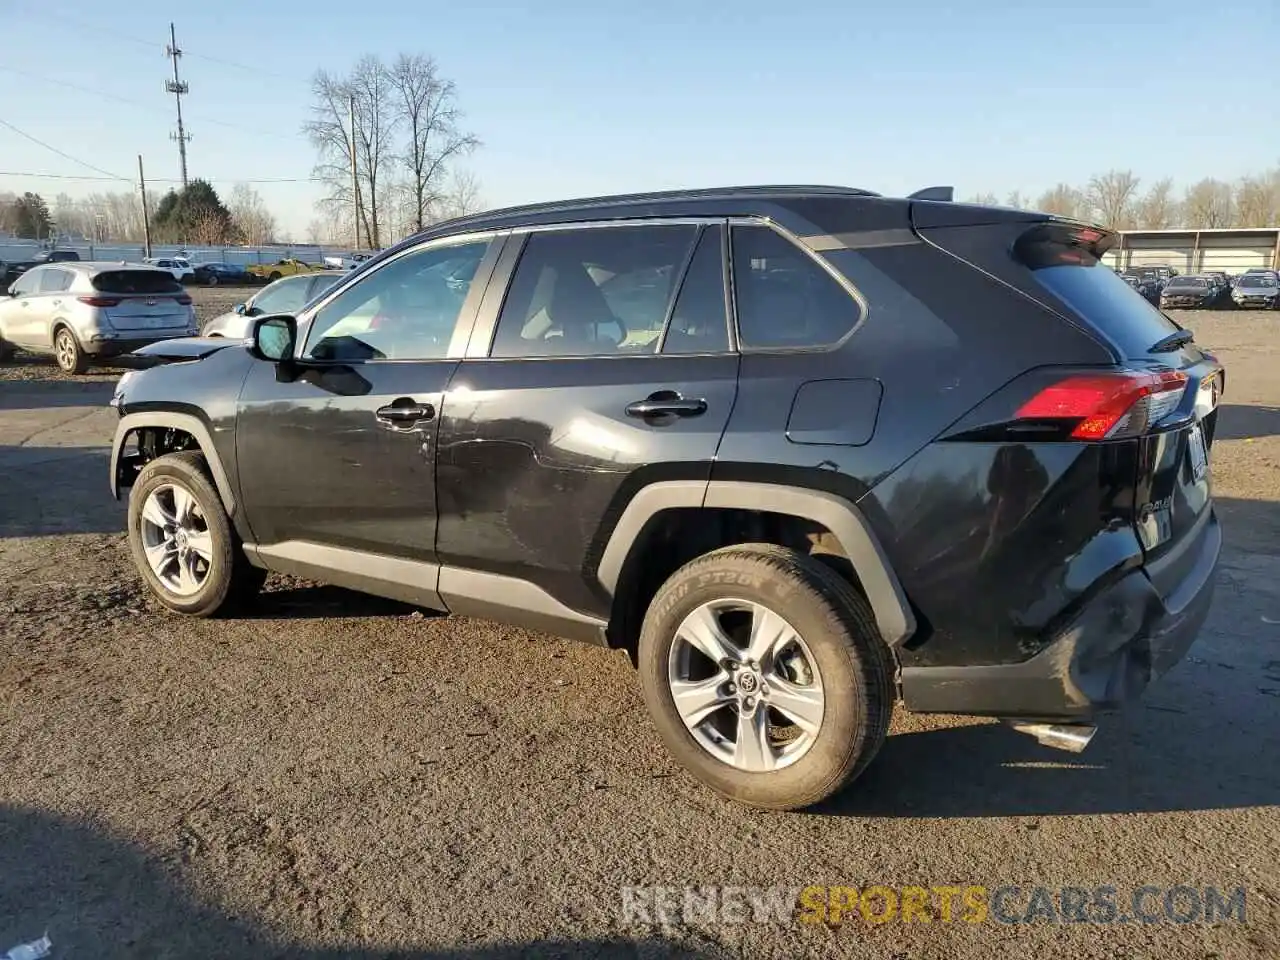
[
  {"xmin": 246, "ymin": 581, "xmax": 430, "ymax": 620},
  {"xmin": 0, "ymin": 376, "xmax": 119, "ymax": 409},
  {"xmin": 0, "ymin": 448, "xmax": 123, "ymax": 537},
  {"xmin": 1212, "ymin": 402, "xmax": 1280, "ymax": 441},
  {"xmin": 0, "ymin": 804, "xmax": 721, "ymax": 959}
]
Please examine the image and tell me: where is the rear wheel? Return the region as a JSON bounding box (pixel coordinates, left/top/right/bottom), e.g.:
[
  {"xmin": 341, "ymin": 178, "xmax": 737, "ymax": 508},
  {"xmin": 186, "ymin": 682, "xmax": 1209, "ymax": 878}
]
[
  {"xmin": 206, "ymin": 274, "xmax": 219, "ymax": 287},
  {"xmin": 0, "ymin": 339, "xmax": 15, "ymax": 361},
  {"xmin": 638, "ymin": 544, "xmax": 893, "ymax": 810},
  {"xmin": 268, "ymin": 271, "xmax": 282, "ymax": 281},
  {"xmin": 53, "ymin": 327, "xmax": 87, "ymax": 374},
  {"xmin": 127, "ymin": 452, "xmax": 266, "ymax": 617}
]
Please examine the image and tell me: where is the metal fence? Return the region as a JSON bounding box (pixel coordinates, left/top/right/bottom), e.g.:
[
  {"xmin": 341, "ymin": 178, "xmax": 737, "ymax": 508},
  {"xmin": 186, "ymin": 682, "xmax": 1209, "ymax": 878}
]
[{"xmin": 0, "ymin": 238, "xmax": 352, "ymax": 266}]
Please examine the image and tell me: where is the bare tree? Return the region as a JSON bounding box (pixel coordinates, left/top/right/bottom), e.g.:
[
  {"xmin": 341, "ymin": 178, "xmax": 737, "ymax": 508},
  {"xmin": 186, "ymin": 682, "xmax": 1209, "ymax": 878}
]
[
  {"xmin": 1005, "ymin": 190, "xmax": 1029, "ymax": 210},
  {"xmin": 1036, "ymin": 184, "xmax": 1087, "ymax": 220},
  {"xmin": 1133, "ymin": 178, "xmax": 1178, "ymax": 229},
  {"xmin": 965, "ymin": 192, "xmax": 1000, "ymax": 206},
  {"xmin": 1085, "ymin": 169, "xmax": 1140, "ymax": 229},
  {"xmin": 304, "ymin": 68, "xmax": 375, "ymax": 248},
  {"xmin": 1182, "ymin": 179, "xmax": 1235, "ymax": 228},
  {"xmin": 228, "ymin": 183, "xmax": 278, "ymax": 245},
  {"xmin": 386, "ymin": 54, "xmax": 478, "ymax": 234},
  {"xmin": 1234, "ymin": 168, "xmax": 1280, "ymax": 227},
  {"xmin": 432, "ymin": 169, "xmax": 484, "ymax": 222}
]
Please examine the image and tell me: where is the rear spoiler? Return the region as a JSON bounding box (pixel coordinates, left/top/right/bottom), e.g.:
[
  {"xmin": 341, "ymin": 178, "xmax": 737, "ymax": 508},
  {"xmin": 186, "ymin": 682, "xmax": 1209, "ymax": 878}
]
[
  {"xmin": 1013, "ymin": 221, "xmax": 1118, "ymax": 266},
  {"xmin": 907, "ymin": 186, "xmax": 954, "ymax": 201}
]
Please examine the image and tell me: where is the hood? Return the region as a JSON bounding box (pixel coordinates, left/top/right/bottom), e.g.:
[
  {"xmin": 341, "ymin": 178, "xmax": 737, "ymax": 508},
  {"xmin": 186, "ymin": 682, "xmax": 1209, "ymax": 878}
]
[
  {"xmin": 121, "ymin": 336, "xmax": 245, "ymax": 367},
  {"xmin": 1235, "ymin": 286, "xmax": 1279, "ymax": 297}
]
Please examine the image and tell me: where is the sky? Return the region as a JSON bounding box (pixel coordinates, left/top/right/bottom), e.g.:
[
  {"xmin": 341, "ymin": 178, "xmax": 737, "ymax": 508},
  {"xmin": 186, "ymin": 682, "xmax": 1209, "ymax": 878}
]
[{"xmin": 2, "ymin": 0, "xmax": 1277, "ymax": 240}]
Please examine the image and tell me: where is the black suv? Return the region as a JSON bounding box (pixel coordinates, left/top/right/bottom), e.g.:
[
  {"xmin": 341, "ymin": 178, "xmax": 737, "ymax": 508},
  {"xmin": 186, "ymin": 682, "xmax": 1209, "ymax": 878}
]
[{"xmin": 109, "ymin": 186, "xmax": 1223, "ymax": 810}]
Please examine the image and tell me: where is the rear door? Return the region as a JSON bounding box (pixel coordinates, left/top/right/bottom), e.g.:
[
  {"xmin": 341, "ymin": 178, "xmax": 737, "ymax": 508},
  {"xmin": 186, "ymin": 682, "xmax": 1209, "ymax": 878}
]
[
  {"xmin": 436, "ymin": 220, "xmax": 739, "ymax": 617},
  {"xmin": 2, "ymin": 268, "xmax": 51, "ymax": 346}
]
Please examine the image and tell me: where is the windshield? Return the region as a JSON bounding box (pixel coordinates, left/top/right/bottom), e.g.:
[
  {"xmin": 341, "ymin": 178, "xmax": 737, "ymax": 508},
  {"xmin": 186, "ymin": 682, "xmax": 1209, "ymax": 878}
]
[
  {"xmin": 1167, "ymin": 278, "xmax": 1207, "ymax": 289},
  {"xmin": 1240, "ymin": 276, "xmax": 1278, "ymax": 289}
]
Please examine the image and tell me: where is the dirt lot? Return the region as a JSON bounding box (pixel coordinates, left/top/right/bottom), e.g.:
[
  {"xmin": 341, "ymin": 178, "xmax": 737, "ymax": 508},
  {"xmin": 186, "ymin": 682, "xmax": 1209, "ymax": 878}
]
[{"xmin": 1, "ymin": 290, "xmax": 1278, "ymax": 959}]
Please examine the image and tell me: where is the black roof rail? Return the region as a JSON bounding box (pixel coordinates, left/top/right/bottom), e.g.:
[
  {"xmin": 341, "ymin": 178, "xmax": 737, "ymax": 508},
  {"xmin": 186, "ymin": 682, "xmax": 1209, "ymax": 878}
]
[{"xmin": 907, "ymin": 186, "xmax": 955, "ymax": 202}]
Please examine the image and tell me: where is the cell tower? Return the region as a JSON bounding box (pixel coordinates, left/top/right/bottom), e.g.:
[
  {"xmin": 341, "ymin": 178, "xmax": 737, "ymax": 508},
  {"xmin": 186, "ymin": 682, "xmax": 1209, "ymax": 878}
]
[{"xmin": 165, "ymin": 22, "xmax": 191, "ymax": 187}]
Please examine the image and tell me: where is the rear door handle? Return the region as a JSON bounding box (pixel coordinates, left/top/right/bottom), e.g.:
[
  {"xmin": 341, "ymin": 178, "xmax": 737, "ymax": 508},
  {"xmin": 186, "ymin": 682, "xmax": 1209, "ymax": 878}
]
[
  {"xmin": 625, "ymin": 393, "xmax": 708, "ymax": 419},
  {"xmin": 375, "ymin": 399, "xmax": 435, "ymax": 424}
]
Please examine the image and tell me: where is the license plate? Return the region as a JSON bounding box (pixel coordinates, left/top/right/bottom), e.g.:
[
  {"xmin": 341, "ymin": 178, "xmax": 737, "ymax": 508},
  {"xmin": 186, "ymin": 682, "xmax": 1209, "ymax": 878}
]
[{"xmin": 1187, "ymin": 423, "xmax": 1208, "ymax": 481}]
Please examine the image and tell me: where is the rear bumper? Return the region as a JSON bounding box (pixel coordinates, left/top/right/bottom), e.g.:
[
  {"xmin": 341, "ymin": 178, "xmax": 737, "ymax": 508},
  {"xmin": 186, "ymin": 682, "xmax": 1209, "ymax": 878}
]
[
  {"xmin": 900, "ymin": 507, "xmax": 1220, "ymax": 721},
  {"xmin": 83, "ymin": 334, "xmax": 196, "ymax": 358}
]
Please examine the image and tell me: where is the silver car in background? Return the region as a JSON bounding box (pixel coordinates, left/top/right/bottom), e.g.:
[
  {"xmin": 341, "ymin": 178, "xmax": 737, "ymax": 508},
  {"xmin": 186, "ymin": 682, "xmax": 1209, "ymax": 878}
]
[
  {"xmin": 201, "ymin": 272, "xmax": 343, "ymax": 339},
  {"xmin": 0, "ymin": 262, "xmax": 198, "ymax": 374}
]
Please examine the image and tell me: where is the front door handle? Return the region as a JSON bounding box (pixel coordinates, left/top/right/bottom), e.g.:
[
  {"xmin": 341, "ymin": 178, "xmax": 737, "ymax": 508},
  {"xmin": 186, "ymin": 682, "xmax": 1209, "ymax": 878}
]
[
  {"xmin": 625, "ymin": 392, "xmax": 708, "ymax": 419},
  {"xmin": 375, "ymin": 399, "xmax": 435, "ymax": 424}
]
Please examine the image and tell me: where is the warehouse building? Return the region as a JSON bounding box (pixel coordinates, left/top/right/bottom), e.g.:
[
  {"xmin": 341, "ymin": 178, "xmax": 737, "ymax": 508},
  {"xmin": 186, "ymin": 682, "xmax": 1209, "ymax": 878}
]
[{"xmin": 1103, "ymin": 227, "xmax": 1280, "ymax": 274}]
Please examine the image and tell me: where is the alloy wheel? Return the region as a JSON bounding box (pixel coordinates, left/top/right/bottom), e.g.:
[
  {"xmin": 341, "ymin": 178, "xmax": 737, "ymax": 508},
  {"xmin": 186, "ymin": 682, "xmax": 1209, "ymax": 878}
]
[
  {"xmin": 667, "ymin": 599, "xmax": 825, "ymax": 773},
  {"xmin": 55, "ymin": 331, "xmax": 77, "ymax": 371},
  {"xmin": 138, "ymin": 483, "xmax": 215, "ymax": 595}
]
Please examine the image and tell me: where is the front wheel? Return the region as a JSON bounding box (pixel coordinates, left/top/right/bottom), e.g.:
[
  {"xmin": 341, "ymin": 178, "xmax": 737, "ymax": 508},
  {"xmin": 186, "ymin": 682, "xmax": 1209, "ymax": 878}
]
[
  {"xmin": 268, "ymin": 271, "xmax": 282, "ymax": 281},
  {"xmin": 53, "ymin": 327, "xmax": 87, "ymax": 374},
  {"xmin": 127, "ymin": 452, "xmax": 266, "ymax": 617},
  {"xmin": 206, "ymin": 274, "xmax": 219, "ymax": 287},
  {"xmin": 638, "ymin": 544, "xmax": 893, "ymax": 810}
]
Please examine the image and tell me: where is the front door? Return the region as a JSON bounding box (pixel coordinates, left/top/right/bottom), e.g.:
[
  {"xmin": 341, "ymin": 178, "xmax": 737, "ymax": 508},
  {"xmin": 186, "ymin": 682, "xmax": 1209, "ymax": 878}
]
[
  {"xmin": 435, "ymin": 221, "xmax": 739, "ymax": 618},
  {"xmin": 234, "ymin": 234, "xmax": 504, "ymax": 603}
]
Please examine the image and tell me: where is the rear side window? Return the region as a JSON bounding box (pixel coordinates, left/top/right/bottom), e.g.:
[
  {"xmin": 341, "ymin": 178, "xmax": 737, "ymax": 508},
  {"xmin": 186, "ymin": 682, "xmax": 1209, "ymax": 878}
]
[
  {"xmin": 731, "ymin": 226, "xmax": 860, "ymax": 349},
  {"xmin": 39, "ymin": 268, "xmax": 72, "ymax": 293},
  {"xmin": 1017, "ymin": 225, "xmax": 1179, "ymax": 357},
  {"xmin": 491, "ymin": 224, "xmax": 697, "ymax": 358},
  {"xmin": 92, "ymin": 270, "xmax": 184, "ymax": 294},
  {"xmin": 663, "ymin": 225, "xmax": 730, "ymax": 354}
]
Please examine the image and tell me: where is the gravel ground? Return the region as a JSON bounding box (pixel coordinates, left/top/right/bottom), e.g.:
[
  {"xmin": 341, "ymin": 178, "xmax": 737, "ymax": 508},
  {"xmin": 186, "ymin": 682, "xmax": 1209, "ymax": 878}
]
[{"xmin": 0, "ymin": 298, "xmax": 1277, "ymax": 959}]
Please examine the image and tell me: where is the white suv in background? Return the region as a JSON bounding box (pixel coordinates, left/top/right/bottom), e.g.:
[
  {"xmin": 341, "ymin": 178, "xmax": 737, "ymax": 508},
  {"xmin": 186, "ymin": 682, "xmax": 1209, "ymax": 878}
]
[
  {"xmin": 144, "ymin": 257, "xmax": 195, "ymax": 282},
  {"xmin": 0, "ymin": 262, "xmax": 198, "ymax": 373}
]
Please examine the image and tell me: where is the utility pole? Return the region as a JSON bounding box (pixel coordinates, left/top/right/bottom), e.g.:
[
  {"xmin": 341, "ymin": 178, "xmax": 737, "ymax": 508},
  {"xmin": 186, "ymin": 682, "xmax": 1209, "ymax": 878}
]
[
  {"xmin": 348, "ymin": 94, "xmax": 362, "ymax": 250},
  {"xmin": 165, "ymin": 22, "xmax": 191, "ymax": 187},
  {"xmin": 138, "ymin": 154, "xmax": 153, "ymax": 259}
]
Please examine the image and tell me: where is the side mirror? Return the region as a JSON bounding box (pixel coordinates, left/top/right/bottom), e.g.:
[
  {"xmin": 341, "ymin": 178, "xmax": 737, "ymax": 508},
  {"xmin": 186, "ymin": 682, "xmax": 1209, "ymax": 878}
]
[
  {"xmin": 251, "ymin": 315, "xmax": 297, "ymax": 362},
  {"xmin": 233, "ymin": 303, "xmax": 246, "ymax": 315}
]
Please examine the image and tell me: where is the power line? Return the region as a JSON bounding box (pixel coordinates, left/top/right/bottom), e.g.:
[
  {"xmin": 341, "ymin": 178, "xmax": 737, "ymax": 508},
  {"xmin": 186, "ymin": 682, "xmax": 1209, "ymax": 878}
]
[
  {"xmin": 0, "ymin": 170, "xmax": 320, "ymax": 185},
  {"xmin": 0, "ymin": 65, "xmax": 300, "ymax": 142},
  {"xmin": 0, "ymin": 117, "xmax": 130, "ymax": 182},
  {"xmin": 19, "ymin": 5, "xmax": 307, "ymax": 84}
]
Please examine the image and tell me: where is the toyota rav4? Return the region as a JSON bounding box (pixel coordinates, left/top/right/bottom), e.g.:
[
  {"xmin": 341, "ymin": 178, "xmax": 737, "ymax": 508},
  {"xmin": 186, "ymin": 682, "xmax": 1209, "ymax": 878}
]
[{"xmin": 108, "ymin": 186, "xmax": 1223, "ymax": 810}]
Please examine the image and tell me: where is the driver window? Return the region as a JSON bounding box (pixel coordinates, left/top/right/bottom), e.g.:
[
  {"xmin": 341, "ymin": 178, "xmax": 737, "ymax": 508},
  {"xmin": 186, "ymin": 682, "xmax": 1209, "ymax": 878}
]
[
  {"xmin": 303, "ymin": 239, "xmax": 491, "ymax": 361},
  {"xmin": 490, "ymin": 225, "xmax": 697, "ymax": 358}
]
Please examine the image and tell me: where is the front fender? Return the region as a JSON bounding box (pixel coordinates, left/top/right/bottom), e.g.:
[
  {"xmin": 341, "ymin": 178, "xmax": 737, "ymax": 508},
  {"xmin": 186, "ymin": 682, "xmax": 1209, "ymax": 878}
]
[{"xmin": 109, "ymin": 411, "xmax": 238, "ymax": 516}]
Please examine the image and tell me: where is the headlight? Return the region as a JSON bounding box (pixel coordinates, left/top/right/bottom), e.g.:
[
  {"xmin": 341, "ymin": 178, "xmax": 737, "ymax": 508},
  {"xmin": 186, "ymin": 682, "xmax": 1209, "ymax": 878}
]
[{"xmin": 110, "ymin": 370, "xmax": 137, "ymax": 409}]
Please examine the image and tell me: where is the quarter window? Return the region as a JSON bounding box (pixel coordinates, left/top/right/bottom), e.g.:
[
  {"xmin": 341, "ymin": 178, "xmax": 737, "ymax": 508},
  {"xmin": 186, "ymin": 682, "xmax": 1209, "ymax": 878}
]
[
  {"xmin": 731, "ymin": 225, "xmax": 860, "ymax": 349},
  {"xmin": 490, "ymin": 225, "xmax": 698, "ymax": 358},
  {"xmin": 304, "ymin": 239, "xmax": 490, "ymax": 361}
]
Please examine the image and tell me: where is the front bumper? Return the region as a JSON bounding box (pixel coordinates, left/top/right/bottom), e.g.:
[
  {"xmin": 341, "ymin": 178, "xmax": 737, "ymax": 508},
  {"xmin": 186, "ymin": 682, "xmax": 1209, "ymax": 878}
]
[{"xmin": 900, "ymin": 508, "xmax": 1220, "ymax": 721}]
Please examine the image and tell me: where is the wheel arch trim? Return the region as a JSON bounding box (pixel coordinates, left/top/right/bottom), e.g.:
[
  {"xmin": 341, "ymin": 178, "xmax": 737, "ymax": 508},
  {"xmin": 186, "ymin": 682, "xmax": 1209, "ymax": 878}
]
[
  {"xmin": 110, "ymin": 411, "xmax": 236, "ymax": 514},
  {"xmin": 597, "ymin": 479, "xmax": 916, "ymax": 647}
]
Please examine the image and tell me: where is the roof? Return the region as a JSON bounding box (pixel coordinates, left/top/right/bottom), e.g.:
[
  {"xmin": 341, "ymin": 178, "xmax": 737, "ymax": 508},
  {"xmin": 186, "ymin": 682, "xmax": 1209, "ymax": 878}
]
[
  {"xmin": 418, "ymin": 184, "xmax": 882, "ymax": 238},
  {"xmin": 35, "ymin": 261, "xmax": 170, "ymax": 273}
]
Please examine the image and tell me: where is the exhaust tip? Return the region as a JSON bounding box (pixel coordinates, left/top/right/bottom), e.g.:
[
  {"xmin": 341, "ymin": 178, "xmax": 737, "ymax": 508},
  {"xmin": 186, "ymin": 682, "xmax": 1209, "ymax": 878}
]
[{"xmin": 1006, "ymin": 722, "xmax": 1097, "ymax": 754}]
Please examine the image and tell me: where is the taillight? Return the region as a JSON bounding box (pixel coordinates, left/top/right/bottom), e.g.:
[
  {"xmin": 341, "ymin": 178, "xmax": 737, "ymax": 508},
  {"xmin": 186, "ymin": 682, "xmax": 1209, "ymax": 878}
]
[
  {"xmin": 77, "ymin": 296, "xmax": 121, "ymax": 307},
  {"xmin": 1015, "ymin": 370, "xmax": 1187, "ymax": 440}
]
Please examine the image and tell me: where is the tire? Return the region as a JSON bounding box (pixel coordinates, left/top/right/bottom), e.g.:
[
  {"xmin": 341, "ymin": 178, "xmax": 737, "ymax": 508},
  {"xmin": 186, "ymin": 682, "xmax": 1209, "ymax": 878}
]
[
  {"xmin": 0, "ymin": 339, "xmax": 15, "ymax": 362},
  {"xmin": 638, "ymin": 543, "xmax": 894, "ymax": 811},
  {"xmin": 53, "ymin": 326, "xmax": 87, "ymax": 374},
  {"xmin": 268, "ymin": 271, "xmax": 282, "ymax": 281},
  {"xmin": 127, "ymin": 451, "xmax": 266, "ymax": 617},
  {"xmin": 206, "ymin": 274, "xmax": 219, "ymax": 287}
]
